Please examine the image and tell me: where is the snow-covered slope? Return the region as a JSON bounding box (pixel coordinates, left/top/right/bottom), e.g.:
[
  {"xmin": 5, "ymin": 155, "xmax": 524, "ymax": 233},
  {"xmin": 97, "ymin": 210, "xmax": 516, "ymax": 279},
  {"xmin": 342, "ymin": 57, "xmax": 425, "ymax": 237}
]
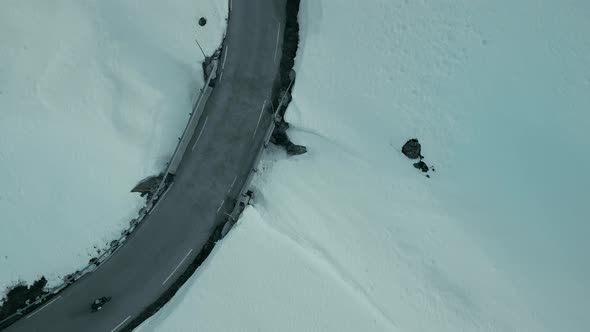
[
  {"xmin": 0, "ymin": 0, "xmax": 227, "ymax": 290},
  {"xmin": 135, "ymin": 207, "xmax": 394, "ymax": 332},
  {"xmin": 136, "ymin": 0, "xmax": 589, "ymax": 331}
]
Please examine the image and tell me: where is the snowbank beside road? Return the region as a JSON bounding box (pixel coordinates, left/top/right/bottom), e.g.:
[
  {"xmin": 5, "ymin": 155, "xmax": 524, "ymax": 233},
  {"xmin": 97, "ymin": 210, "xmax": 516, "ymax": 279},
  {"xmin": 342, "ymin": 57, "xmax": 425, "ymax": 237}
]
[
  {"xmin": 136, "ymin": 0, "xmax": 589, "ymax": 331},
  {"xmin": 135, "ymin": 207, "xmax": 393, "ymax": 332},
  {"xmin": 0, "ymin": 0, "xmax": 227, "ymax": 290}
]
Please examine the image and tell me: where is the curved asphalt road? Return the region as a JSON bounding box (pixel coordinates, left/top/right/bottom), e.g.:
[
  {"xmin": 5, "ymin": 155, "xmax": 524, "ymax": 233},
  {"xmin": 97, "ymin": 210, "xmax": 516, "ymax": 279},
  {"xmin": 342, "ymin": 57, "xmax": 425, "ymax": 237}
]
[{"xmin": 6, "ymin": 0, "xmax": 286, "ymax": 331}]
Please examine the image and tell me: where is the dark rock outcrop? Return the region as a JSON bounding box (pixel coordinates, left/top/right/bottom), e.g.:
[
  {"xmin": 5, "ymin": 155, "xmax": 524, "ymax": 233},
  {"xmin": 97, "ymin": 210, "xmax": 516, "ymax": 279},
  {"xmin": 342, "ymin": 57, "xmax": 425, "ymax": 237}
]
[{"xmin": 402, "ymin": 138, "xmax": 422, "ymax": 159}]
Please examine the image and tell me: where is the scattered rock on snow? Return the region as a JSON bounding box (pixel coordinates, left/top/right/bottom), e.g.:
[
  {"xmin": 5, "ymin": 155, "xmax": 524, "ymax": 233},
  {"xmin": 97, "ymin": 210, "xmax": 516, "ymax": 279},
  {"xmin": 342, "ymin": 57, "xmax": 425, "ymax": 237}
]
[
  {"xmin": 413, "ymin": 161, "xmax": 429, "ymax": 173},
  {"xmin": 198, "ymin": 17, "xmax": 207, "ymax": 26},
  {"xmin": 401, "ymin": 138, "xmax": 433, "ymax": 176},
  {"xmin": 402, "ymin": 138, "xmax": 422, "ymax": 159},
  {"xmin": 286, "ymin": 143, "xmax": 307, "ymax": 155}
]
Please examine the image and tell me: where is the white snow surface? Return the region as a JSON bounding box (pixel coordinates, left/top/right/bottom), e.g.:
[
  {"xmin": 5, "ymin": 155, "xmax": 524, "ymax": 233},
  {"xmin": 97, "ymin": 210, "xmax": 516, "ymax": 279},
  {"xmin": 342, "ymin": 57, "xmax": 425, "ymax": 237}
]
[
  {"xmin": 137, "ymin": 0, "xmax": 589, "ymax": 331},
  {"xmin": 136, "ymin": 207, "xmax": 394, "ymax": 332},
  {"xmin": 0, "ymin": 1, "xmax": 227, "ymax": 290}
]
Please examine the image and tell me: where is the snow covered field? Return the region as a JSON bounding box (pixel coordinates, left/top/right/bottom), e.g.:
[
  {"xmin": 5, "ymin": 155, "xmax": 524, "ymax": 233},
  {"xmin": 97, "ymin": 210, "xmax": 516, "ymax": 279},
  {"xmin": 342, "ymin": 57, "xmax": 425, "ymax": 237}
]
[
  {"xmin": 137, "ymin": 0, "xmax": 590, "ymax": 331},
  {"xmin": 0, "ymin": 1, "xmax": 227, "ymax": 290}
]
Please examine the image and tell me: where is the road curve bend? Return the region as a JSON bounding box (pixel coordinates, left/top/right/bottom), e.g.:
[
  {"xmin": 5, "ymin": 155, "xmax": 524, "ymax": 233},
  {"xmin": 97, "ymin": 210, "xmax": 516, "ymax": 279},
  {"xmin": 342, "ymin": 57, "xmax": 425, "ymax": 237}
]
[{"xmin": 5, "ymin": 0, "xmax": 286, "ymax": 331}]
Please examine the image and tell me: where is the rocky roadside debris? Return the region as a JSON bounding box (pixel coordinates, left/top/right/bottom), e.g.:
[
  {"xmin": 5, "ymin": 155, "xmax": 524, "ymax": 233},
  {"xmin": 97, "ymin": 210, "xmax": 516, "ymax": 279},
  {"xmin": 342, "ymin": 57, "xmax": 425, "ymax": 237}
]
[
  {"xmin": 269, "ymin": 0, "xmax": 307, "ymax": 157},
  {"xmin": 401, "ymin": 138, "xmax": 434, "ymax": 177},
  {"xmin": 202, "ymin": 52, "xmax": 219, "ymax": 85},
  {"xmin": 271, "ymin": 123, "xmax": 307, "ymax": 156},
  {"xmin": 131, "ymin": 174, "xmax": 164, "ymax": 200},
  {"xmin": 270, "ymin": 87, "xmax": 307, "ymax": 156},
  {"xmin": 0, "ymin": 277, "xmax": 48, "ymax": 327}
]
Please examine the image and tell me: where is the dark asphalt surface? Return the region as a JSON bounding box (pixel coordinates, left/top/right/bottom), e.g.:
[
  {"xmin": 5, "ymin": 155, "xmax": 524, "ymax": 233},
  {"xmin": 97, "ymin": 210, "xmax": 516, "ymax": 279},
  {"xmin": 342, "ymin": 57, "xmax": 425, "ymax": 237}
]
[{"xmin": 5, "ymin": 0, "xmax": 286, "ymax": 331}]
